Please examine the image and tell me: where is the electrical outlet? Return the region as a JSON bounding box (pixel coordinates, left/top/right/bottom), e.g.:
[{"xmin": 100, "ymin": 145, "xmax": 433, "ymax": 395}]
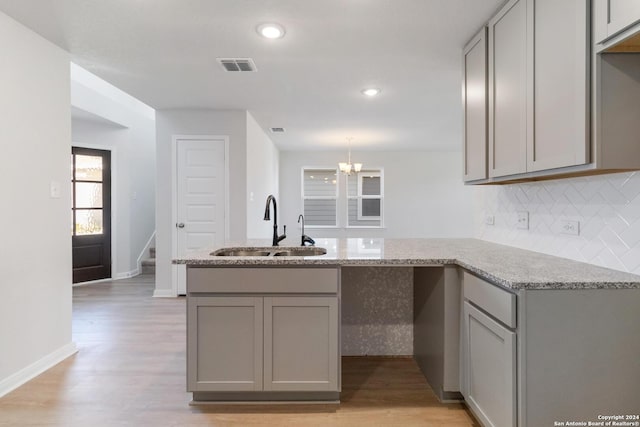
[
  {"xmin": 485, "ymin": 215, "xmax": 495, "ymax": 225},
  {"xmin": 561, "ymin": 220, "xmax": 580, "ymax": 236},
  {"xmin": 516, "ymin": 211, "xmax": 529, "ymax": 230}
]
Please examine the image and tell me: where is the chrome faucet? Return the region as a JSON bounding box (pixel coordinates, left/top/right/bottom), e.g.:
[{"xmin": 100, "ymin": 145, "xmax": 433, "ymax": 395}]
[
  {"xmin": 264, "ymin": 195, "xmax": 286, "ymax": 246},
  {"xmin": 298, "ymin": 214, "xmax": 315, "ymax": 246}
]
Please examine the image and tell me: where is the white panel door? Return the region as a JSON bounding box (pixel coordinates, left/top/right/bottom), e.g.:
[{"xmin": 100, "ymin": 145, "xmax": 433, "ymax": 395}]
[{"xmin": 176, "ymin": 138, "xmax": 226, "ymax": 294}]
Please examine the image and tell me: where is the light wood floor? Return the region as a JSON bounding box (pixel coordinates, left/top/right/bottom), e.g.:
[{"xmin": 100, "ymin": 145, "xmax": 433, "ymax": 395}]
[{"xmin": 0, "ymin": 275, "xmax": 479, "ymax": 426}]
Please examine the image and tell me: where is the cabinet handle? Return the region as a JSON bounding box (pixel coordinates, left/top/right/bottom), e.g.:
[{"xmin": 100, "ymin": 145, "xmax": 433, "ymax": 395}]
[
  {"xmin": 607, "ymin": 0, "xmax": 611, "ymax": 24},
  {"xmin": 177, "ymin": 223, "xmax": 185, "ymax": 228}
]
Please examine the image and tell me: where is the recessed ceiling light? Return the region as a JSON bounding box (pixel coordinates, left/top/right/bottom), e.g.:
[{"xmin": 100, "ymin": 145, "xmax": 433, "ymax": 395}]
[
  {"xmin": 361, "ymin": 88, "xmax": 381, "ymax": 97},
  {"xmin": 257, "ymin": 23, "xmax": 286, "ymax": 39}
]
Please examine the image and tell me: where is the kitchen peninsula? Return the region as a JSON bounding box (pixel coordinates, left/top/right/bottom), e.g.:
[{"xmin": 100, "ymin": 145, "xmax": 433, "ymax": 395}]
[{"xmin": 175, "ymin": 238, "xmax": 640, "ymax": 427}]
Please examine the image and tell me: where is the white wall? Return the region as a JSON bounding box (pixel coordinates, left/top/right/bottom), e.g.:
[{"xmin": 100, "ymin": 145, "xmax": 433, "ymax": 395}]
[
  {"xmin": 246, "ymin": 112, "xmax": 279, "ymax": 239},
  {"xmin": 71, "ymin": 65, "xmax": 156, "ymax": 278},
  {"xmin": 0, "ymin": 11, "xmax": 75, "ymax": 395},
  {"xmin": 155, "ymin": 109, "xmax": 248, "ymax": 295},
  {"xmin": 475, "ymin": 172, "xmax": 640, "ymax": 275},
  {"xmin": 279, "ymin": 151, "xmax": 475, "ymax": 239}
]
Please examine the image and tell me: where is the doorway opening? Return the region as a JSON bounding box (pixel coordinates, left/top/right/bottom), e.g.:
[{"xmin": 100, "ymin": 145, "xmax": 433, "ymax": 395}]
[{"xmin": 71, "ymin": 147, "xmax": 112, "ymax": 283}]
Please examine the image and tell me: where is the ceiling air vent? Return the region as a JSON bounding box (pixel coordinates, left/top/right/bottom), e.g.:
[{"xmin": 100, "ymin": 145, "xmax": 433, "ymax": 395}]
[
  {"xmin": 270, "ymin": 127, "xmax": 286, "ymax": 133},
  {"xmin": 217, "ymin": 58, "xmax": 257, "ymax": 72}
]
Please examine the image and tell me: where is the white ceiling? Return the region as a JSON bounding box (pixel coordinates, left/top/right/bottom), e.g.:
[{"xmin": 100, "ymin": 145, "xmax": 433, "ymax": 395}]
[{"xmin": 0, "ymin": 0, "xmax": 501, "ymax": 151}]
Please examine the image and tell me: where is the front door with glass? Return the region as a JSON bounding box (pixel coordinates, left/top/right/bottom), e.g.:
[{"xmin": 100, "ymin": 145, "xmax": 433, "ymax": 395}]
[{"xmin": 71, "ymin": 147, "xmax": 111, "ymax": 283}]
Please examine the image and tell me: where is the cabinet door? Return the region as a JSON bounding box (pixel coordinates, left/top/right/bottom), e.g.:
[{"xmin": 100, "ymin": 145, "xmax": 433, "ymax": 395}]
[
  {"xmin": 463, "ymin": 302, "xmax": 516, "ymax": 427},
  {"xmin": 608, "ymin": 0, "xmax": 640, "ymax": 39},
  {"xmin": 187, "ymin": 296, "xmax": 263, "ymax": 392},
  {"xmin": 488, "ymin": 0, "xmax": 528, "ymax": 178},
  {"xmin": 463, "ymin": 28, "xmax": 488, "ymax": 182},
  {"xmin": 263, "ymin": 297, "xmax": 339, "ymax": 392},
  {"xmin": 528, "ymin": 0, "xmax": 589, "ymax": 172}
]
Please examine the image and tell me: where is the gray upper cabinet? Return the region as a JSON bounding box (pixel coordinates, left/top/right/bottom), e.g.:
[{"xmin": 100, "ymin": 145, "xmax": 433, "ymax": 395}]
[
  {"xmin": 463, "ymin": 28, "xmax": 488, "ymax": 182},
  {"xmin": 594, "ymin": 0, "xmax": 640, "ymax": 44},
  {"xmin": 467, "ymin": 0, "xmax": 594, "ymax": 183},
  {"xmin": 488, "ymin": 0, "xmax": 528, "ymax": 178},
  {"xmin": 529, "ymin": 0, "xmax": 589, "ymax": 171}
]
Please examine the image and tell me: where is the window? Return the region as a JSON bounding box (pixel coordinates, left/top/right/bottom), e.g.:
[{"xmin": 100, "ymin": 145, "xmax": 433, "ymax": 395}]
[
  {"xmin": 72, "ymin": 153, "xmax": 106, "ymax": 235},
  {"xmin": 347, "ymin": 170, "xmax": 383, "ymax": 227},
  {"xmin": 301, "ymin": 167, "xmax": 384, "ymax": 228},
  {"xmin": 302, "ymin": 168, "xmax": 338, "ymax": 227}
]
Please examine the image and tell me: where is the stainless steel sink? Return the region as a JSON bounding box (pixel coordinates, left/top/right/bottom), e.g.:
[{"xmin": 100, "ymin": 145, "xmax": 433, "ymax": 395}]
[
  {"xmin": 273, "ymin": 247, "xmax": 327, "ymax": 257},
  {"xmin": 211, "ymin": 249, "xmax": 272, "ymax": 257},
  {"xmin": 211, "ymin": 247, "xmax": 327, "ymax": 257}
]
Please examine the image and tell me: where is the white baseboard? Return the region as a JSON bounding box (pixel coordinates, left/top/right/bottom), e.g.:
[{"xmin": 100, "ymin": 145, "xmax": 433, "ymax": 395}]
[
  {"xmin": 153, "ymin": 289, "xmax": 177, "ymax": 298},
  {"xmin": 113, "ymin": 268, "xmax": 140, "ymax": 280},
  {"xmin": 72, "ymin": 269, "xmax": 140, "ymax": 287},
  {"xmin": 72, "ymin": 277, "xmax": 112, "ymax": 286},
  {"xmin": 0, "ymin": 342, "xmax": 78, "ymax": 398}
]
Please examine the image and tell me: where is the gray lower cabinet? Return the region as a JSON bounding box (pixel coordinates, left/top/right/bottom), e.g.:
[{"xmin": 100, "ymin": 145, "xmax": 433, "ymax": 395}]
[
  {"xmin": 188, "ymin": 296, "xmax": 263, "ymax": 392},
  {"xmin": 186, "ymin": 266, "xmax": 341, "ymax": 401},
  {"xmin": 462, "ymin": 302, "xmax": 516, "ymax": 427},
  {"xmin": 264, "ymin": 296, "xmax": 339, "ymax": 392},
  {"xmin": 461, "ymin": 270, "xmax": 640, "ymax": 426},
  {"xmin": 461, "ymin": 271, "xmax": 517, "ymax": 427},
  {"xmin": 413, "ymin": 266, "xmax": 462, "ymax": 401}
]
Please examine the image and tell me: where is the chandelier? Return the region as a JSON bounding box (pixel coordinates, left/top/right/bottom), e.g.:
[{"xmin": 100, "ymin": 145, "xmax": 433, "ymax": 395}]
[{"xmin": 338, "ymin": 137, "xmax": 362, "ymax": 175}]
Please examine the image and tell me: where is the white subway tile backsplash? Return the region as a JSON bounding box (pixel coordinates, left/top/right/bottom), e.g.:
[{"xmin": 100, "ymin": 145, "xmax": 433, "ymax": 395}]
[{"xmin": 475, "ymin": 171, "xmax": 640, "ymax": 275}]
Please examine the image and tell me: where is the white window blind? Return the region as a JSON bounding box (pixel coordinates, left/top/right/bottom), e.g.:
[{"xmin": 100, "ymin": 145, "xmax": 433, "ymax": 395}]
[{"xmin": 302, "ymin": 168, "xmax": 338, "ymax": 227}]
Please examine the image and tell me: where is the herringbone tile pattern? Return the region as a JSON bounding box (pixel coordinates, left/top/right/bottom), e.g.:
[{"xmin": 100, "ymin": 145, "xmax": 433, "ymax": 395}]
[{"xmin": 475, "ymin": 171, "xmax": 640, "ymax": 275}]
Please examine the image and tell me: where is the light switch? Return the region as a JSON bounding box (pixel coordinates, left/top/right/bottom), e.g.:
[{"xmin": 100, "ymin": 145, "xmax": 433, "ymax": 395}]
[
  {"xmin": 50, "ymin": 181, "xmax": 61, "ymax": 199},
  {"xmin": 485, "ymin": 215, "xmax": 495, "ymax": 225},
  {"xmin": 516, "ymin": 211, "xmax": 529, "ymax": 230}
]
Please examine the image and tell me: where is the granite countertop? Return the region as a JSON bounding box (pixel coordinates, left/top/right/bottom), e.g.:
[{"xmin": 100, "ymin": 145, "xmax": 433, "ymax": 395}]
[{"xmin": 174, "ymin": 237, "xmax": 640, "ymax": 290}]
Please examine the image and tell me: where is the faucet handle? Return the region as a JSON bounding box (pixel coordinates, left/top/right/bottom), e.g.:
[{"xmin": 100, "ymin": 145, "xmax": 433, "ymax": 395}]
[{"xmin": 277, "ymin": 225, "xmax": 287, "ymax": 243}]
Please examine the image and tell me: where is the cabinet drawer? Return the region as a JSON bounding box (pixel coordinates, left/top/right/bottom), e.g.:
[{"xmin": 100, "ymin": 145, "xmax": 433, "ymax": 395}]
[
  {"xmin": 188, "ymin": 267, "xmax": 339, "ymax": 294},
  {"xmin": 463, "ymin": 271, "xmax": 516, "ymax": 328}
]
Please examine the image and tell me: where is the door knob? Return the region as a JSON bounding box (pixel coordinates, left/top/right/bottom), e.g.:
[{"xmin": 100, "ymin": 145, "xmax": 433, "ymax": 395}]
[{"xmin": 177, "ymin": 223, "xmax": 185, "ymax": 228}]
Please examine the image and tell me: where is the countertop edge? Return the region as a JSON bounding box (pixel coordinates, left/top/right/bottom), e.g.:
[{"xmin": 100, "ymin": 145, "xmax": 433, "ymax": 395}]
[
  {"xmin": 173, "ymin": 257, "xmax": 640, "ymax": 291},
  {"xmin": 172, "ymin": 239, "xmax": 640, "ymax": 290}
]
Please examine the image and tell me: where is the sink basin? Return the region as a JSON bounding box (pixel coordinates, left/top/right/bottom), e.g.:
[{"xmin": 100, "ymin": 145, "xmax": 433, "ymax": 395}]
[
  {"xmin": 212, "ymin": 249, "xmax": 272, "ymax": 257},
  {"xmin": 211, "ymin": 247, "xmax": 327, "ymax": 257},
  {"xmin": 273, "ymin": 247, "xmax": 327, "ymax": 257}
]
